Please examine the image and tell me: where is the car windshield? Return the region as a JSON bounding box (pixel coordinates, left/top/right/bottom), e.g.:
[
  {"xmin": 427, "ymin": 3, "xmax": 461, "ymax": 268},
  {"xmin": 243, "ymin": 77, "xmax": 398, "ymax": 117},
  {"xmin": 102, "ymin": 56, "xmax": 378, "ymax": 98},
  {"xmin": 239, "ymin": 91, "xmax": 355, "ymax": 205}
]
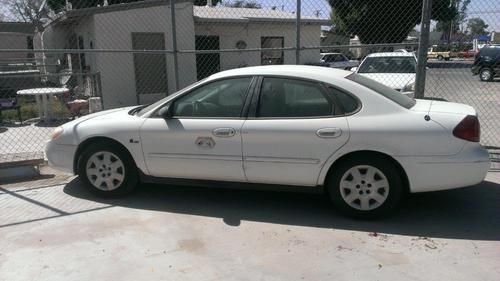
[
  {"xmin": 322, "ymin": 54, "xmax": 345, "ymax": 63},
  {"xmin": 135, "ymin": 78, "xmax": 209, "ymax": 116},
  {"xmin": 346, "ymin": 73, "xmax": 416, "ymax": 109},
  {"xmin": 358, "ymin": 56, "xmax": 416, "ymax": 74}
]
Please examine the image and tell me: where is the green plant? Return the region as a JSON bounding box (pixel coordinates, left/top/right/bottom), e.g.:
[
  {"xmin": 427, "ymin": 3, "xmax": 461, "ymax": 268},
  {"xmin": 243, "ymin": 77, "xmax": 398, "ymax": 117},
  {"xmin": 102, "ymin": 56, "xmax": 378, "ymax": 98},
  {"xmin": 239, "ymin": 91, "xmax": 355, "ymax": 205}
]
[{"xmin": 1, "ymin": 97, "xmax": 70, "ymax": 123}]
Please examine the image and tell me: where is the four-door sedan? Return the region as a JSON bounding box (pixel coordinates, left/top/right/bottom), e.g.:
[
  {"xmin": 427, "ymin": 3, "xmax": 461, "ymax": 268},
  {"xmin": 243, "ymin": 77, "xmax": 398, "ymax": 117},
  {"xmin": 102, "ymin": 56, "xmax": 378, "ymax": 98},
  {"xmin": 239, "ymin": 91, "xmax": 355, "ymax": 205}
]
[{"xmin": 46, "ymin": 65, "xmax": 490, "ymax": 218}]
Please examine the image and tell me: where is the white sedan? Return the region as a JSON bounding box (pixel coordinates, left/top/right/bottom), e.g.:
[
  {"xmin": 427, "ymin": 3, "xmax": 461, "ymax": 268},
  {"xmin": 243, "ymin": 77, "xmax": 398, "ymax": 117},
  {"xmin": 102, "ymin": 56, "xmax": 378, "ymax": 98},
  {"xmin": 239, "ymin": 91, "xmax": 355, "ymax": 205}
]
[
  {"xmin": 46, "ymin": 65, "xmax": 490, "ymax": 218},
  {"xmin": 352, "ymin": 52, "xmax": 417, "ymax": 97}
]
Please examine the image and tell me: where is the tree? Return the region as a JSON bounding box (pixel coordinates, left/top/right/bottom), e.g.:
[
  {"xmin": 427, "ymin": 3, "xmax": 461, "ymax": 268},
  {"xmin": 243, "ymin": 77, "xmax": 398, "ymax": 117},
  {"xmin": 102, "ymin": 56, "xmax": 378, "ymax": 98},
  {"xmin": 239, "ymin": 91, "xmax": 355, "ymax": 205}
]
[
  {"xmin": 329, "ymin": 0, "xmax": 458, "ymax": 44},
  {"xmin": 434, "ymin": 0, "xmax": 471, "ymax": 42},
  {"xmin": 224, "ymin": 0, "xmax": 261, "ymax": 8},
  {"xmin": 467, "ymin": 17, "xmax": 489, "ymax": 36},
  {"xmin": 5, "ymin": 0, "xmax": 53, "ymax": 31}
]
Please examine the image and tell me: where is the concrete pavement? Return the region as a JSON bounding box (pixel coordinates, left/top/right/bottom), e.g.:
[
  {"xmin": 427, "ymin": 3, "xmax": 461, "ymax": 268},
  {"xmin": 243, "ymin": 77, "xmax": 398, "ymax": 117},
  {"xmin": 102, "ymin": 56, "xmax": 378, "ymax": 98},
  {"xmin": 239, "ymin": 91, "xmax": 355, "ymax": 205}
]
[{"xmin": 0, "ymin": 169, "xmax": 499, "ymax": 281}]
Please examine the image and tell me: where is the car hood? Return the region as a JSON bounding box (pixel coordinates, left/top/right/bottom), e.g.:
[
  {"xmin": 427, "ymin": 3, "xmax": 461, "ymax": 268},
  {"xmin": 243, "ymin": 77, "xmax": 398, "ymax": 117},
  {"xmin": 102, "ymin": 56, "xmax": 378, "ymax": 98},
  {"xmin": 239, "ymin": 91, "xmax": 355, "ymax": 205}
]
[
  {"xmin": 358, "ymin": 73, "xmax": 415, "ymax": 90},
  {"xmin": 411, "ymin": 99, "xmax": 476, "ymax": 116},
  {"xmin": 61, "ymin": 106, "xmax": 137, "ymax": 128}
]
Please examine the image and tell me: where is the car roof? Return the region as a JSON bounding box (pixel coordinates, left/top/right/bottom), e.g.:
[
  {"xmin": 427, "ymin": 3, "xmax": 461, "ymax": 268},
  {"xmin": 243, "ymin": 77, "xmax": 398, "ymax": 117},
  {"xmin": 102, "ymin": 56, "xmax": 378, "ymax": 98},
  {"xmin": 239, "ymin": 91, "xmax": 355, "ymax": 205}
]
[
  {"xmin": 320, "ymin": 52, "xmax": 343, "ymax": 55},
  {"xmin": 365, "ymin": 52, "xmax": 415, "ymax": 57},
  {"xmin": 209, "ymin": 65, "xmax": 352, "ymax": 81}
]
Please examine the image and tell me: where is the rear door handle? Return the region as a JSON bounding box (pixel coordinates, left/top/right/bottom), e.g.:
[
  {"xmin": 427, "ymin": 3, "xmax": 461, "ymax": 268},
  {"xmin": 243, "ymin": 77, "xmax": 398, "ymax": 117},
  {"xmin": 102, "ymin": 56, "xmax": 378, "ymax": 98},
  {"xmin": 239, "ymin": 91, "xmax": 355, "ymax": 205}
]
[
  {"xmin": 213, "ymin": 127, "xmax": 236, "ymax": 138},
  {"xmin": 316, "ymin": 128, "xmax": 342, "ymax": 138}
]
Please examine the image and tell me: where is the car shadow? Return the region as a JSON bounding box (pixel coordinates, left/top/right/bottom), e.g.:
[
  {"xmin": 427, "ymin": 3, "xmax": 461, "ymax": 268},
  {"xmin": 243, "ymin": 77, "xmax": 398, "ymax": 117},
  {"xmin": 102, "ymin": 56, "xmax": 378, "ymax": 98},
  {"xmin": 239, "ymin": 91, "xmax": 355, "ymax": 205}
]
[{"xmin": 63, "ymin": 178, "xmax": 500, "ymax": 241}]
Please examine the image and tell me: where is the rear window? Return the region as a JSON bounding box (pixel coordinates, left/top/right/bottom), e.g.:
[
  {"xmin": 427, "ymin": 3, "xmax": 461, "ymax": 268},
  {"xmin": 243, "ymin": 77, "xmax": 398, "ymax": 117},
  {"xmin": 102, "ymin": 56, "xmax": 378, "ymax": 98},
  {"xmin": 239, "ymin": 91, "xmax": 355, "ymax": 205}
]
[
  {"xmin": 479, "ymin": 47, "xmax": 500, "ymax": 57},
  {"xmin": 346, "ymin": 73, "xmax": 416, "ymax": 109},
  {"xmin": 358, "ymin": 56, "xmax": 416, "ymax": 73}
]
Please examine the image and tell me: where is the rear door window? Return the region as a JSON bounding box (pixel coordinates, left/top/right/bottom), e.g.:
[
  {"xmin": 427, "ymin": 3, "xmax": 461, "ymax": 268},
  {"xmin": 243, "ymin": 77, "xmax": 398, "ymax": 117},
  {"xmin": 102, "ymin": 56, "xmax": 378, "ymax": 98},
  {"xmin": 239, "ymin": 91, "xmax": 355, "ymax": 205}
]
[{"xmin": 257, "ymin": 78, "xmax": 337, "ymax": 118}]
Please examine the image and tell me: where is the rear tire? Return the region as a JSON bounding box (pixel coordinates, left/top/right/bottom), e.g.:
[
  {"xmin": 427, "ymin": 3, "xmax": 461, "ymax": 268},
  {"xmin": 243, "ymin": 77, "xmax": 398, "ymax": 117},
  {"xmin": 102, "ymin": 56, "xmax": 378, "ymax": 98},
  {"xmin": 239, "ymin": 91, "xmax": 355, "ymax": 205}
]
[
  {"xmin": 78, "ymin": 142, "xmax": 138, "ymax": 197},
  {"xmin": 326, "ymin": 156, "xmax": 404, "ymax": 219},
  {"xmin": 437, "ymin": 55, "xmax": 444, "ymax": 61},
  {"xmin": 479, "ymin": 68, "xmax": 494, "ymax": 82}
]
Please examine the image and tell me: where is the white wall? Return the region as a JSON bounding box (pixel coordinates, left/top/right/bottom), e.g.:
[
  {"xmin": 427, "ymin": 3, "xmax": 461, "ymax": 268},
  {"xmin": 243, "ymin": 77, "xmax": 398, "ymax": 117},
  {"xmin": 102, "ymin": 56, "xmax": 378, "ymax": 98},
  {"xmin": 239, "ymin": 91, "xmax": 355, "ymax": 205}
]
[
  {"xmin": 194, "ymin": 22, "xmax": 322, "ymax": 71},
  {"xmin": 94, "ymin": 2, "xmax": 196, "ymax": 108}
]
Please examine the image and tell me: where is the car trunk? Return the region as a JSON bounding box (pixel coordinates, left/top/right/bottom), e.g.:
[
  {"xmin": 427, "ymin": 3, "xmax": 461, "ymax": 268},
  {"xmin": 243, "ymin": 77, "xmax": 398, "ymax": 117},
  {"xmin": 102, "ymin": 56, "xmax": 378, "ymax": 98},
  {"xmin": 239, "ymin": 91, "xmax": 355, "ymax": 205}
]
[{"xmin": 411, "ymin": 99, "xmax": 476, "ymax": 116}]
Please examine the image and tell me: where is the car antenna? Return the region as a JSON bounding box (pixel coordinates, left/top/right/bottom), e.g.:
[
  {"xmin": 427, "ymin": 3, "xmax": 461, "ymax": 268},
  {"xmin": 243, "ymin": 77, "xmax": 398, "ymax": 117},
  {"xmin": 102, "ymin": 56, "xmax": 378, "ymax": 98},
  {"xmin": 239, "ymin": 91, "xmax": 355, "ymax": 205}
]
[{"xmin": 425, "ymin": 98, "xmax": 433, "ymax": 121}]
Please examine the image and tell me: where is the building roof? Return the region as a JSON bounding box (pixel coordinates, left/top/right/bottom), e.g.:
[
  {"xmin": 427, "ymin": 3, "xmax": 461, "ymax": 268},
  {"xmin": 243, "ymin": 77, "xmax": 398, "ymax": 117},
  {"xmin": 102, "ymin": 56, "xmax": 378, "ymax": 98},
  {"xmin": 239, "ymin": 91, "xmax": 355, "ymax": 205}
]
[
  {"xmin": 0, "ymin": 22, "xmax": 34, "ymax": 34},
  {"xmin": 47, "ymin": 0, "xmax": 185, "ymax": 26},
  {"xmin": 47, "ymin": 0, "xmax": 329, "ymax": 28},
  {"xmin": 193, "ymin": 6, "xmax": 329, "ymax": 25}
]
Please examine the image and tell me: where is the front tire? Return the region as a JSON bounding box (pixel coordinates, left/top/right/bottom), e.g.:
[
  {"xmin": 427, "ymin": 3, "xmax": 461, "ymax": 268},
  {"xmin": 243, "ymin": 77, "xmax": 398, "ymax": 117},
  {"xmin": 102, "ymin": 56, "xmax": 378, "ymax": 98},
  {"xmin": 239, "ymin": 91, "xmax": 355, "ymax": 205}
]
[
  {"xmin": 326, "ymin": 156, "xmax": 404, "ymax": 219},
  {"xmin": 78, "ymin": 142, "xmax": 138, "ymax": 197},
  {"xmin": 437, "ymin": 55, "xmax": 444, "ymax": 61},
  {"xmin": 480, "ymin": 68, "xmax": 494, "ymax": 82}
]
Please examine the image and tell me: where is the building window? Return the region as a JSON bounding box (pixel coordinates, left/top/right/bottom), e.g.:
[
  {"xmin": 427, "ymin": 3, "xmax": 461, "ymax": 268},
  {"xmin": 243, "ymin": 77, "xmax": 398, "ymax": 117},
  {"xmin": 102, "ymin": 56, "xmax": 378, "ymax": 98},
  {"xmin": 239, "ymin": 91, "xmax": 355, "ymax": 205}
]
[
  {"xmin": 27, "ymin": 36, "xmax": 34, "ymax": 58},
  {"xmin": 195, "ymin": 35, "xmax": 220, "ymax": 80},
  {"xmin": 261, "ymin": 37, "xmax": 284, "ymax": 65}
]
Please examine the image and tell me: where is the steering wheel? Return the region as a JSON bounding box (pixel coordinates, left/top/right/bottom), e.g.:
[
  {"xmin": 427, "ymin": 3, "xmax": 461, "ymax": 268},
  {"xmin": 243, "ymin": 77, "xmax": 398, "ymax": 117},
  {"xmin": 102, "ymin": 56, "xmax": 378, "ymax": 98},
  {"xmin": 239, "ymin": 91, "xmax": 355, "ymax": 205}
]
[{"xmin": 193, "ymin": 101, "xmax": 207, "ymax": 116}]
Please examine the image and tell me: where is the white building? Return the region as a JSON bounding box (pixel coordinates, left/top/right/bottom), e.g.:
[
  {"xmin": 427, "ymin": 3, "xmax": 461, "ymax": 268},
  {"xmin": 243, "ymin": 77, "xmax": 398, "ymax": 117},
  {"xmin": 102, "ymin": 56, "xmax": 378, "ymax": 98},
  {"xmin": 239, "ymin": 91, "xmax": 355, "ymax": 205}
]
[{"xmin": 37, "ymin": 0, "xmax": 328, "ymax": 108}]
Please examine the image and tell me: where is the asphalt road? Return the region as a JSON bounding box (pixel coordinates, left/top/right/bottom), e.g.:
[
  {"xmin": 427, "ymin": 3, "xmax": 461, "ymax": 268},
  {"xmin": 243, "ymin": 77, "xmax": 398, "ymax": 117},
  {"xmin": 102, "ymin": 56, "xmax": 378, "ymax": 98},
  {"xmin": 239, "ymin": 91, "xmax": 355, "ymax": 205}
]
[{"xmin": 425, "ymin": 60, "xmax": 500, "ymax": 148}]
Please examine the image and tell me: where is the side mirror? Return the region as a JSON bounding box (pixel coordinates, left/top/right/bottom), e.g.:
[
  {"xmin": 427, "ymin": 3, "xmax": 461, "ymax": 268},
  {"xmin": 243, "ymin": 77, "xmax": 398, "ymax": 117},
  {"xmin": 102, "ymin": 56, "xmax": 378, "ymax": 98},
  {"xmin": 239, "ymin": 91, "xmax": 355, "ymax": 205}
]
[
  {"xmin": 158, "ymin": 104, "xmax": 173, "ymax": 119},
  {"xmin": 350, "ymin": 67, "xmax": 358, "ymax": 72}
]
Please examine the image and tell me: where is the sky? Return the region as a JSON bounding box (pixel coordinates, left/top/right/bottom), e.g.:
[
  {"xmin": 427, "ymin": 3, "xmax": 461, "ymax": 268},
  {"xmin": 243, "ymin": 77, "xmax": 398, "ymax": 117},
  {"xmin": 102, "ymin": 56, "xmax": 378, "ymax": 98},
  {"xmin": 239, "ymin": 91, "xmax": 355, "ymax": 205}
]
[
  {"xmin": 1, "ymin": 0, "xmax": 498, "ymax": 31},
  {"xmin": 248, "ymin": 0, "xmax": 499, "ymax": 31}
]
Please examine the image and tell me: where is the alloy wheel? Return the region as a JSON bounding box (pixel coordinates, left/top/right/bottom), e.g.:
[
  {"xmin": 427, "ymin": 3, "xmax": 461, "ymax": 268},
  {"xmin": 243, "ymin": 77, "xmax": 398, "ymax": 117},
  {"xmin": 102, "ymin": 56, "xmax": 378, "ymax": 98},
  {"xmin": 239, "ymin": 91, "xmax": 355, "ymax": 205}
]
[
  {"xmin": 339, "ymin": 165, "xmax": 390, "ymax": 211},
  {"xmin": 85, "ymin": 151, "xmax": 125, "ymax": 191}
]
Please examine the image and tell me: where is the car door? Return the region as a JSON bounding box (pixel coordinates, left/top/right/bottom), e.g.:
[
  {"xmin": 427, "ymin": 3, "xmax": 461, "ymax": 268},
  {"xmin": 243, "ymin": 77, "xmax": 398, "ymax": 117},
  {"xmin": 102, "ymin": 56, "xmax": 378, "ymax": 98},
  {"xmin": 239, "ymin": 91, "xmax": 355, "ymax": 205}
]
[
  {"xmin": 140, "ymin": 77, "xmax": 255, "ymax": 181},
  {"xmin": 241, "ymin": 76, "xmax": 352, "ymax": 186},
  {"xmin": 335, "ymin": 54, "xmax": 350, "ymax": 69}
]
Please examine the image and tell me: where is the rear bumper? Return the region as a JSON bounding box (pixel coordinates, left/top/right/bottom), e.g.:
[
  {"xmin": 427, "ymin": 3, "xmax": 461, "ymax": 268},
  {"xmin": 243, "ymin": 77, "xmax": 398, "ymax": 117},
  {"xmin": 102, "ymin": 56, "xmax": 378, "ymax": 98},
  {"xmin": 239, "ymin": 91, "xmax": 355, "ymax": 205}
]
[
  {"xmin": 45, "ymin": 141, "xmax": 77, "ymax": 174},
  {"xmin": 396, "ymin": 143, "xmax": 490, "ymax": 193}
]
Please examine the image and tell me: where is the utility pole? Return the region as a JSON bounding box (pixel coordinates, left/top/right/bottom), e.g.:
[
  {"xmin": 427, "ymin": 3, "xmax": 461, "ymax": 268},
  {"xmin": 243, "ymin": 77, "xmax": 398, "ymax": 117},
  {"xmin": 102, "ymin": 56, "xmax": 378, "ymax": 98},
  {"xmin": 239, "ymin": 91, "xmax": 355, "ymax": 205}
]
[
  {"xmin": 170, "ymin": 0, "xmax": 179, "ymax": 92},
  {"xmin": 295, "ymin": 0, "xmax": 301, "ymax": 65},
  {"xmin": 415, "ymin": 0, "xmax": 433, "ymax": 99}
]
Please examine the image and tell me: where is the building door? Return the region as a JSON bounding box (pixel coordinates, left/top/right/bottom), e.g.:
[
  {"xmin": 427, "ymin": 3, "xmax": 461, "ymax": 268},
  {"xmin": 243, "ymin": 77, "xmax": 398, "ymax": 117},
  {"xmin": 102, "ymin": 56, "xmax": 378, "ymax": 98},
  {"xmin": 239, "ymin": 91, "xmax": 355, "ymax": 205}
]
[
  {"xmin": 132, "ymin": 32, "xmax": 168, "ymax": 103},
  {"xmin": 195, "ymin": 35, "xmax": 220, "ymax": 80}
]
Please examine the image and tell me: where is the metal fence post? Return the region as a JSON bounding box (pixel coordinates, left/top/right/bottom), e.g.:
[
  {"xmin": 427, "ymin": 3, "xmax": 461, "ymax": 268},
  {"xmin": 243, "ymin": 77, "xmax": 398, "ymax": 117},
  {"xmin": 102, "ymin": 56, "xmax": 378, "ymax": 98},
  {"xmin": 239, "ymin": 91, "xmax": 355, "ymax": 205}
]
[
  {"xmin": 295, "ymin": 0, "xmax": 301, "ymax": 65},
  {"xmin": 415, "ymin": 0, "xmax": 432, "ymax": 99},
  {"xmin": 170, "ymin": 0, "xmax": 179, "ymax": 92}
]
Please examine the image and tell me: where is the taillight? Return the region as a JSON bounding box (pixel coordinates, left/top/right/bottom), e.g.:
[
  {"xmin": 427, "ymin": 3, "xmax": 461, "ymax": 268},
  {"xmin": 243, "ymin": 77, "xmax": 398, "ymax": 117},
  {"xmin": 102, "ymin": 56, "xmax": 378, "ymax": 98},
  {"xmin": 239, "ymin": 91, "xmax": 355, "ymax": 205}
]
[{"xmin": 453, "ymin": 115, "xmax": 480, "ymax": 142}]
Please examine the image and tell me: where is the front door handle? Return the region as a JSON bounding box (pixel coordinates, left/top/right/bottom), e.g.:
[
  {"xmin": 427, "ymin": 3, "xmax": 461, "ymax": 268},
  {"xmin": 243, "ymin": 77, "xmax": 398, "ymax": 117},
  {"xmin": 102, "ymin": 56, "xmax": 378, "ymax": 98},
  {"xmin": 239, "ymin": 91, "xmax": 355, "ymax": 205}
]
[
  {"xmin": 316, "ymin": 128, "xmax": 342, "ymax": 138},
  {"xmin": 213, "ymin": 127, "xmax": 236, "ymax": 138}
]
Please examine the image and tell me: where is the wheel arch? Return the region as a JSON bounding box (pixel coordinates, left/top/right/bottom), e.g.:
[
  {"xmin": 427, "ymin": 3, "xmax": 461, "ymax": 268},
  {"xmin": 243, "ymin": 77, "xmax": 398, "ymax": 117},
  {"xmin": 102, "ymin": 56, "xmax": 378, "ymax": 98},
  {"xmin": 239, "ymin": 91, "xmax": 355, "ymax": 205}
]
[
  {"xmin": 73, "ymin": 136, "xmax": 135, "ymax": 174},
  {"xmin": 321, "ymin": 150, "xmax": 410, "ymax": 194}
]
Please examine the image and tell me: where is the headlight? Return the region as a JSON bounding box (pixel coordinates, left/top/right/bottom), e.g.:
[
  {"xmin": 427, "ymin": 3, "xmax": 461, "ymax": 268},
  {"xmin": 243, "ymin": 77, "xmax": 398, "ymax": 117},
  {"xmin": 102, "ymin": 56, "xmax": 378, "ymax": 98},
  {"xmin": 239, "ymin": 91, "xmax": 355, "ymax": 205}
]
[
  {"xmin": 51, "ymin": 127, "xmax": 64, "ymax": 140},
  {"xmin": 401, "ymin": 81, "xmax": 415, "ymax": 92}
]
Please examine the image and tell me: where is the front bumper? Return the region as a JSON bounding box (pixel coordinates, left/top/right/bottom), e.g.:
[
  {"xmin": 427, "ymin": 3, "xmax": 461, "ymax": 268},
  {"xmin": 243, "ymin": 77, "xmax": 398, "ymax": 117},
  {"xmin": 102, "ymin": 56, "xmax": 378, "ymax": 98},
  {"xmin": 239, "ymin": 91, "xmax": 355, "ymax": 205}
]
[
  {"xmin": 45, "ymin": 141, "xmax": 77, "ymax": 174},
  {"xmin": 396, "ymin": 143, "xmax": 490, "ymax": 193},
  {"xmin": 471, "ymin": 65, "xmax": 480, "ymax": 75}
]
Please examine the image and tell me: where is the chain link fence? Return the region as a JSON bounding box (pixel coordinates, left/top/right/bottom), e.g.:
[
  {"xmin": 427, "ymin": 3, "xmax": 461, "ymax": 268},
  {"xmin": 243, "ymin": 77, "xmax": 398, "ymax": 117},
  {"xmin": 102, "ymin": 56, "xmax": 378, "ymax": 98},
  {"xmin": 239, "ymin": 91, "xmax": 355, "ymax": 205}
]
[{"xmin": 0, "ymin": 0, "xmax": 499, "ymax": 170}]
